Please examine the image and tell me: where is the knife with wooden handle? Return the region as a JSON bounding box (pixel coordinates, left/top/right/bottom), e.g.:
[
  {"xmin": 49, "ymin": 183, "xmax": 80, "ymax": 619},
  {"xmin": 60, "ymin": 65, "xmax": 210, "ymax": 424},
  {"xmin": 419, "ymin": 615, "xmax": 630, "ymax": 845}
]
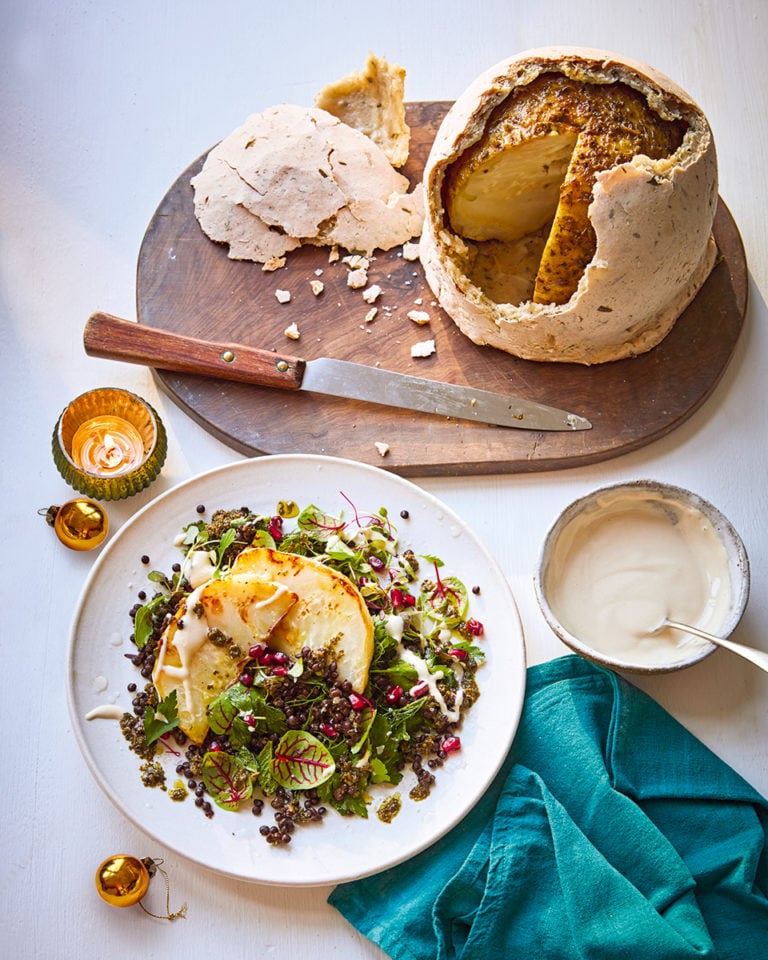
[{"xmin": 83, "ymin": 312, "xmax": 591, "ymax": 431}]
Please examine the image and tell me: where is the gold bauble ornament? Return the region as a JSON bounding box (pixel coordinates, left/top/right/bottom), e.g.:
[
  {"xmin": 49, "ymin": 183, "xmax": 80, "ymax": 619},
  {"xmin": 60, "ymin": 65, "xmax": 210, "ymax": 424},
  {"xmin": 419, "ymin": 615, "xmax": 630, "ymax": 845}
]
[
  {"xmin": 44, "ymin": 498, "xmax": 109, "ymax": 550},
  {"xmin": 95, "ymin": 855, "xmax": 187, "ymax": 920},
  {"xmin": 96, "ymin": 854, "xmax": 150, "ymax": 907}
]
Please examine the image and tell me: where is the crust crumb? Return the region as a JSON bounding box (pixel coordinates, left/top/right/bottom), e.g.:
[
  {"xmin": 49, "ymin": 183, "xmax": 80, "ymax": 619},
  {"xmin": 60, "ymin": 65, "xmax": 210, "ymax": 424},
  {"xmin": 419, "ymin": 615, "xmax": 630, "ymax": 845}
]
[{"xmin": 411, "ymin": 339, "xmax": 436, "ymax": 358}]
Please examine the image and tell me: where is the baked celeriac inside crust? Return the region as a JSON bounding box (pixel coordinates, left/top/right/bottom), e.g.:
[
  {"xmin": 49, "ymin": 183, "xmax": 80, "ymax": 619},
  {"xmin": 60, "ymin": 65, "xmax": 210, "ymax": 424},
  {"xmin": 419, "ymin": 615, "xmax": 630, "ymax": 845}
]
[{"xmin": 420, "ymin": 48, "xmax": 718, "ymax": 364}]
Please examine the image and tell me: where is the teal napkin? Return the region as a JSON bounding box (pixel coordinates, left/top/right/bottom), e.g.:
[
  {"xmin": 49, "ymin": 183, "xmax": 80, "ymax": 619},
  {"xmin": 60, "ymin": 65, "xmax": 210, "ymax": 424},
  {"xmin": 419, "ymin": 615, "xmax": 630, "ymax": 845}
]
[{"xmin": 329, "ymin": 655, "xmax": 768, "ymax": 959}]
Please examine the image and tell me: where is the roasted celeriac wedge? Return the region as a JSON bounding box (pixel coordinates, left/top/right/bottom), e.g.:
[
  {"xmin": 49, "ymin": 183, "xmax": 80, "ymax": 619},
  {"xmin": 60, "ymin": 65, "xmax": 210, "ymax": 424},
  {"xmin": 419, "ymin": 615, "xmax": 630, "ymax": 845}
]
[
  {"xmin": 153, "ymin": 575, "xmax": 298, "ymax": 744},
  {"xmin": 230, "ymin": 547, "xmax": 374, "ymax": 693}
]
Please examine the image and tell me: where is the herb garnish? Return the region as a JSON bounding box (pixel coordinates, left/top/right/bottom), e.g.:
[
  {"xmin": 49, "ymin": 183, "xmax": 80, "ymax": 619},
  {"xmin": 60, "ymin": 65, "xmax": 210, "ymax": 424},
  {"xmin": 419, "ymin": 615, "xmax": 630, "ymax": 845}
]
[{"xmin": 143, "ymin": 690, "xmax": 180, "ymax": 745}]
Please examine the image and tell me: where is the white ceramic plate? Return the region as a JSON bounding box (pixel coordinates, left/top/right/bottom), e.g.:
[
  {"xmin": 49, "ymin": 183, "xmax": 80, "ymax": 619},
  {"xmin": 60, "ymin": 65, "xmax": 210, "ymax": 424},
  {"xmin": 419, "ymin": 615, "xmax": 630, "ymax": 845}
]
[{"xmin": 67, "ymin": 455, "xmax": 526, "ymax": 886}]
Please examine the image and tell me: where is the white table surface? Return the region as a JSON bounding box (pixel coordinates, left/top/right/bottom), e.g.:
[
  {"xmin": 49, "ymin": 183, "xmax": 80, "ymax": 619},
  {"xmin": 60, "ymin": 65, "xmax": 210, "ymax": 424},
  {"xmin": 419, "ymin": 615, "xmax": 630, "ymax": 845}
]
[{"xmin": 2, "ymin": 1, "xmax": 766, "ymax": 956}]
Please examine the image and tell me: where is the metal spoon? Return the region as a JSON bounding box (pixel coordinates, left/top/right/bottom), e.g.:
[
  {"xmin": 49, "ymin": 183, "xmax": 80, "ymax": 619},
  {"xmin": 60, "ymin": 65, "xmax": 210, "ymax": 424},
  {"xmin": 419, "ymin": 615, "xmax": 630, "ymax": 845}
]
[{"xmin": 655, "ymin": 618, "xmax": 768, "ymax": 673}]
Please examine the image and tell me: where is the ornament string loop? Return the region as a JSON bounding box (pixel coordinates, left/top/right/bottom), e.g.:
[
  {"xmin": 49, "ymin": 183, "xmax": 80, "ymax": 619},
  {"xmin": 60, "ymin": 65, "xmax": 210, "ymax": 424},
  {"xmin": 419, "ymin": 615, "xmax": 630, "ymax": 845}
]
[
  {"xmin": 95, "ymin": 853, "xmax": 187, "ymax": 921},
  {"xmin": 139, "ymin": 858, "xmax": 188, "ymax": 921}
]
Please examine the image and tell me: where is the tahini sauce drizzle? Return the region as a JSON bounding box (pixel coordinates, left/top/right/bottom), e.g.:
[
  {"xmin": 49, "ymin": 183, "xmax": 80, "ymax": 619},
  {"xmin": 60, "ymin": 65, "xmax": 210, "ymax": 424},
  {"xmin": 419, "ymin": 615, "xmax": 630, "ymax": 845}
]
[
  {"xmin": 152, "ymin": 584, "xmax": 209, "ymax": 713},
  {"xmin": 85, "ymin": 704, "xmax": 125, "ymax": 721},
  {"xmin": 180, "ymin": 547, "xmax": 217, "ymax": 588},
  {"xmin": 152, "ymin": 581, "xmax": 293, "ymax": 713},
  {"xmin": 150, "ymin": 547, "xmax": 219, "ymax": 714},
  {"xmin": 545, "ymin": 490, "xmax": 732, "ymax": 666},
  {"xmin": 385, "ymin": 614, "xmax": 463, "ymax": 721}
]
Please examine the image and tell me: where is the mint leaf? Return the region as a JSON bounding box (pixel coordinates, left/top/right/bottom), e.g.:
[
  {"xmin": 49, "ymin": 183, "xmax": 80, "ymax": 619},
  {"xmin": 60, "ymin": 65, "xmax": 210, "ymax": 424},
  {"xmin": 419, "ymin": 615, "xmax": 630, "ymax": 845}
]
[
  {"xmin": 236, "ymin": 746, "xmax": 260, "ymax": 775},
  {"xmin": 256, "ymin": 742, "xmax": 278, "ymax": 795},
  {"xmin": 143, "ymin": 690, "xmax": 180, "ymax": 745},
  {"xmin": 207, "ymin": 690, "xmax": 253, "ymax": 750},
  {"xmin": 208, "ymin": 686, "xmax": 287, "ymax": 751},
  {"xmin": 245, "ymin": 690, "xmax": 289, "ymax": 735}
]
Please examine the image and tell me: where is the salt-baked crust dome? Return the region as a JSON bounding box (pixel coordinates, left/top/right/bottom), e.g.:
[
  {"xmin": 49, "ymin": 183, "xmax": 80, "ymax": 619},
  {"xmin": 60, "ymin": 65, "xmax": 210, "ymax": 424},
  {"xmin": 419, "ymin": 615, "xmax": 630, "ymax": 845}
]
[{"xmin": 420, "ymin": 47, "xmax": 719, "ymax": 364}]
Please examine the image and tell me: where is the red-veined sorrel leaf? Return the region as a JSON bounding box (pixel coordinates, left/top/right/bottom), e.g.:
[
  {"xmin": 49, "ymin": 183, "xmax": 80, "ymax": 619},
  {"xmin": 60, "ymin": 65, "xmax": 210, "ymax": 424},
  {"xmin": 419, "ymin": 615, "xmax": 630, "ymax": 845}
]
[
  {"xmin": 207, "ymin": 692, "xmax": 240, "ymax": 737},
  {"xmin": 201, "ymin": 750, "xmax": 253, "ymax": 811},
  {"xmin": 271, "ymin": 731, "xmax": 335, "ymax": 789}
]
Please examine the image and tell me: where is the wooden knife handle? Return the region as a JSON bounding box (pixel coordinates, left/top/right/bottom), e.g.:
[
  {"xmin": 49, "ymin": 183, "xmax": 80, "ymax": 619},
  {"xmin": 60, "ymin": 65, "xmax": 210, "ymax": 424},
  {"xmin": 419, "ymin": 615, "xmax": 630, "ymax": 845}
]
[{"xmin": 83, "ymin": 312, "xmax": 306, "ymax": 389}]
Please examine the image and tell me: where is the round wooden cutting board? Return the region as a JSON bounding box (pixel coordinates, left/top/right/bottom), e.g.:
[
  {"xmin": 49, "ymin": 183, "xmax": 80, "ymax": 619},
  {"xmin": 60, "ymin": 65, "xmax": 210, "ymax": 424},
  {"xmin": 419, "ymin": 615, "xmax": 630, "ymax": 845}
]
[{"xmin": 136, "ymin": 102, "xmax": 747, "ymax": 477}]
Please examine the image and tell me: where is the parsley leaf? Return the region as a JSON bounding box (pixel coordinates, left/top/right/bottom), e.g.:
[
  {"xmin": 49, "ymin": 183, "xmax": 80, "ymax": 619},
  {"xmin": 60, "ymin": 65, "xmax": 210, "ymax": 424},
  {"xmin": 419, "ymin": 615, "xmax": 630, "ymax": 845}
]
[{"xmin": 143, "ymin": 690, "xmax": 180, "ymax": 745}]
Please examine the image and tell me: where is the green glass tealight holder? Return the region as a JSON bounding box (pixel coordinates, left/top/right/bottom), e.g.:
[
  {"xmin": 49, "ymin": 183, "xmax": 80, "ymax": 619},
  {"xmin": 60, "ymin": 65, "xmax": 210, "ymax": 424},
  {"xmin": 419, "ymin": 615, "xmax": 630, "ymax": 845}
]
[{"xmin": 52, "ymin": 387, "xmax": 167, "ymax": 500}]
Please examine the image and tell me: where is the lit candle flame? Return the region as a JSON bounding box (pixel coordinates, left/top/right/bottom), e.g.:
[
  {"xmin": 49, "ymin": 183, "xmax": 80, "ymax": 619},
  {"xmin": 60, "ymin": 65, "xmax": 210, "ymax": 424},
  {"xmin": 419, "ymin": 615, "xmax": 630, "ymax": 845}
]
[
  {"xmin": 71, "ymin": 416, "xmax": 146, "ymax": 477},
  {"xmin": 100, "ymin": 432, "xmax": 125, "ymax": 469}
]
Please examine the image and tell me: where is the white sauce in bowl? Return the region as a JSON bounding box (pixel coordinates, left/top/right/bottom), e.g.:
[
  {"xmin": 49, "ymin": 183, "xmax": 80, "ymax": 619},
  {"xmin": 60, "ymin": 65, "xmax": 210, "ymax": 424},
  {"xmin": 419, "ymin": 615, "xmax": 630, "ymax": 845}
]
[{"xmin": 543, "ymin": 489, "xmax": 733, "ymax": 666}]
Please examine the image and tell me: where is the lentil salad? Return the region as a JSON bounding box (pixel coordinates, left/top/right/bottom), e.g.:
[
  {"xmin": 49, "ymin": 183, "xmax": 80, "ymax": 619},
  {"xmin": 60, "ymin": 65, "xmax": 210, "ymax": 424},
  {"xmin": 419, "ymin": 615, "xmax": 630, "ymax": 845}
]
[{"xmin": 121, "ymin": 498, "xmax": 485, "ymax": 847}]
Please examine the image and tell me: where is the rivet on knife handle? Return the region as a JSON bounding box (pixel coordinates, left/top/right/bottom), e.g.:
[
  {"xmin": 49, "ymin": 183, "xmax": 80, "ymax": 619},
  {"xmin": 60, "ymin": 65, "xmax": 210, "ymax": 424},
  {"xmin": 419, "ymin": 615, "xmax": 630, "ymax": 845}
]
[{"xmin": 83, "ymin": 312, "xmax": 306, "ymax": 389}]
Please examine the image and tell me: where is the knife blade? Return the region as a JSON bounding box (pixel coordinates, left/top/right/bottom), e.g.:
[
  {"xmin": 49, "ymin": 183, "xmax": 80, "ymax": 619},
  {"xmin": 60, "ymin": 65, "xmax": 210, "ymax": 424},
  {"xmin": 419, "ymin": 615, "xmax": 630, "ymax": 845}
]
[{"xmin": 83, "ymin": 312, "xmax": 591, "ymax": 431}]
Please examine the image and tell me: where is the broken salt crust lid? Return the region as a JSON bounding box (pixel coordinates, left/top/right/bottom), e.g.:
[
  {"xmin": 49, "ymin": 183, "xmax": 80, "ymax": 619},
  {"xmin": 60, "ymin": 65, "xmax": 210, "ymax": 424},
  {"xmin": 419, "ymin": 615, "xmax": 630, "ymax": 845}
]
[{"xmin": 191, "ymin": 104, "xmax": 424, "ymax": 264}]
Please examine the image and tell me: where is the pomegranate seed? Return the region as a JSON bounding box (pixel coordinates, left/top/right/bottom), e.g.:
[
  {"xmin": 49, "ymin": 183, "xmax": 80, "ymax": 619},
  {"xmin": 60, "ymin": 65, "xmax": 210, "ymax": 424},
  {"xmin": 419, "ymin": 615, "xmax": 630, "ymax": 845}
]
[
  {"xmin": 209, "ymin": 742, "xmax": 222, "ymax": 752},
  {"xmin": 410, "ymin": 681, "xmax": 429, "ymax": 698},
  {"xmin": 465, "ymin": 618, "xmax": 484, "ymax": 637},
  {"xmin": 259, "ymin": 650, "xmax": 275, "ymax": 666},
  {"xmin": 272, "ymin": 666, "xmax": 288, "ymax": 677},
  {"xmin": 319, "ymin": 722, "xmax": 337, "ymax": 737},
  {"xmin": 268, "ymin": 516, "xmax": 283, "ymax": 540},
  {"xmin": 390, "ymin": 589, "xmax": 415, "ymax": 609},
  {"xmin": 249, "ymin": 643, "xmax": 266, "ymax": 659},
  {"xmin": 240, "ymin": 672, "xmax": 253, "ymax": 686},
  {"xmin": 369, "ymin": 555, "xmax": 386, "ymax": 572},
  {"xmin": 243, "ymin": 714, "xmax": 256, "ymax": 727},
  {"xmin": 442, "ymin": 736, "xmax": 461, "ymax": 753},
  {"xmin": 386, "ymin": 685, "xmax": 404, "ymax": 705},
  {"xmin": 348, "ymin": 692, "xmax": 368, "ymax": 711},
  {"xmin": 448, "ymin": 648, "xmax": 468, "ymax": 660},
  {"xmin": 272, "ymin": 651, "xmax": 289, "ymax": 665}
]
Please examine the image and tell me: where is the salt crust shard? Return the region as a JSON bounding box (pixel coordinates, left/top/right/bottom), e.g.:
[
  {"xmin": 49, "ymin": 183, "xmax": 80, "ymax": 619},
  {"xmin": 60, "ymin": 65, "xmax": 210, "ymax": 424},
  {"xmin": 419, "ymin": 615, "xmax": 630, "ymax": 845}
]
[
  {"xmin": 315, "ymin": 52, "xmax": 411, "ymax": 167},
  {"xmin": 191, "ymin": 104, "xmax": 423, "ymax": 263},
  {"xmin": 420, "ymin": 46, "xmax": 718, "ymax": 365},
  {"xmin": 411, "ymin": 338, "xmax": 436, "ymax": 358}
]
